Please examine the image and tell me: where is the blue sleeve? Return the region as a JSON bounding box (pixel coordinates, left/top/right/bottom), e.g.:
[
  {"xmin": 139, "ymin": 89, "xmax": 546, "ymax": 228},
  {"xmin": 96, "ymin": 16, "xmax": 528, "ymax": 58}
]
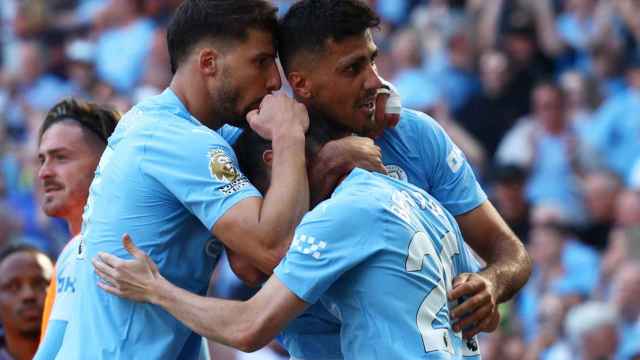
[
  {"xmin": 216, "ymin": 125, "xmax": 244, "ymax": 145},
  {"xmin": 33, "ymin": 320, "xmax": 67, "ymax": 360},
  {"xmin": 141, "ymin": 125, "xmax": 261, "ymax": 230},
  {"xmin": 411, "ymin": 110, "xmax": 487, "ymax": 215},
  {"xmin": 274, "ymin": 200, "xmax": 375, "ymax": 304}
]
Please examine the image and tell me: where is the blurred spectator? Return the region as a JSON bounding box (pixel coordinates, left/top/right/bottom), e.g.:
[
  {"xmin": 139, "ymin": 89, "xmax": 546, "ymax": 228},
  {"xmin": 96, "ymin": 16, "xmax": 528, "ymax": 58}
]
[
  {"xmin": 589, "ymin": 60, "xmax": 640, "ymax": 179},
  {"xmin": 496, "ymin": 81, "xmax": 587, "ymax": 222},
  {"xmin": 518, "ymin": 203, "xmax": 600, "ymax": 342},
  {"xmin": 389, "ymin": 27, "xmax": 439, "ymax": 111},
  {"xmin": 456, "ymin": 50, "xmax": 528, "ymax": 159},
  {"xmin": 523, "ymin": 294, "xmax": 572, "ymax": 360},
  {"xmin": 578, "ymin": 171, "xmax": 622, "ymax": 250},
  {"xmin": 0, "ymin": 245, "xmax": 52, "ymax": 360},
  {"xmin": 93, "ymin": 0, "xmax": 155, "ymax": 94},
  {"xmin": 17, "ymin": 41, "xmax": 73, "ymax": 111},
  {"xmin": 565, "ymin": 302, "xmax": 621, "ymax": 360},
  {"xmin": 610, "ymin": 261, "xmax": 640, "ymax": 360},
  {"xmin": 491, "ymin": 164, "xmax": 531, "ymax": 243},
  {"xmin": 65, "ymin": 39, "xmax": 98, "ymax": 100}
]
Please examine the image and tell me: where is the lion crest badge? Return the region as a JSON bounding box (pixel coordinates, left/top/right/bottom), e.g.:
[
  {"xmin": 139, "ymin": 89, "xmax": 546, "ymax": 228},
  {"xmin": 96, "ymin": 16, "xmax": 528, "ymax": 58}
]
[{"xmin": 208, "ymin": 149, "xmax": 239, "ymax": 183}]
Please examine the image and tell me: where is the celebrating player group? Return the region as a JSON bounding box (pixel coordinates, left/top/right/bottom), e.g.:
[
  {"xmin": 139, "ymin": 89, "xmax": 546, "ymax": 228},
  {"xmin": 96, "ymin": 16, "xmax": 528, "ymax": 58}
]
[{"xmin": 35, "ymin": 1, "xmax": 531, "ymax": 359}]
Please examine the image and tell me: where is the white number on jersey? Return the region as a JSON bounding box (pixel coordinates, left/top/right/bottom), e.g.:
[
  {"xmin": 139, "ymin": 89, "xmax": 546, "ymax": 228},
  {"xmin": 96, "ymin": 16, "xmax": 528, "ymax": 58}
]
[{"xmin": 406, "ymin": 230, "xmax": 460, "ymax": 354}]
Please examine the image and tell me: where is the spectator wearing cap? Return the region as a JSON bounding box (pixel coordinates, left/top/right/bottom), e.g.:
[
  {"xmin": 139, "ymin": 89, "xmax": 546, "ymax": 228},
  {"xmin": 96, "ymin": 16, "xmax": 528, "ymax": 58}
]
[{"xmin": 0, "ymin": 245, "xmax": 52, "ymax": 360}]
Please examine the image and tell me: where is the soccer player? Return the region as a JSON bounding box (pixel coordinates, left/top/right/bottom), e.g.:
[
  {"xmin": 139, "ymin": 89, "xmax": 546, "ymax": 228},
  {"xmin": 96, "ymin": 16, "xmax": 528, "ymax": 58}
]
[
  {"xmin": 272, "ymin": 2, "xmax": 531, "ymax": 355},
  {"xmin": 34, "ymin": 99, "xmax": 120, "ymax": 359},
  {"xmin": 54, "ymin": 1, "xmax": 315, "ymax": 359},
  {"xmin": 93, "ymin": 128, "xmax": 484, "ymax": 359},
  {"xmin": 0, "ymin": 246, "xmax": 52, "ymax": 360}
]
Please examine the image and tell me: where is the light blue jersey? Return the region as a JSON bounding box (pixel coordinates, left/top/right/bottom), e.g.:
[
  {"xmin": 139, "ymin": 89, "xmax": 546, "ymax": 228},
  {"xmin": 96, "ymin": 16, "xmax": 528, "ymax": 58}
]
[
  {"xmin": 280, "ymin": 108, "xmax": 487, "ymax": 359},
  {"xmin": 55, "ymin": 88, "xmax": 261, "ymax": 360},
  {"xmin": 275, "ymin": 169, "xmax": 481, "ymax": 360},
  {"xmin": 34, "ymin": 236, "xmax": 80, "ymax": 360}
]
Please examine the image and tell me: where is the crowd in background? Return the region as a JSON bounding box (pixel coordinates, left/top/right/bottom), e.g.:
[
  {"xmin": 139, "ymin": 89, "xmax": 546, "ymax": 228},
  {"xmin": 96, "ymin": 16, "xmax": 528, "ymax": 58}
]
[{"xmin": 0, "ymin": 0, "xmax": 639, "ymax": 359}]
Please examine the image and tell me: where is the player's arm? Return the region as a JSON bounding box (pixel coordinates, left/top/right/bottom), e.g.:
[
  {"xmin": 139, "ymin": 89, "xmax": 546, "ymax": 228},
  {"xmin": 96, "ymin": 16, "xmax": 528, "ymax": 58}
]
[
  {"xmin": 94, "ymin": 236, "xmax": 308, "ymax": 352},
  {"xmin": 213, "ymin": 94, "xmax": 309, "ymax": 274},
  {"xmin": 449, "ymin": 201, "xmax": 531, "ymax": 338},
  {"xmin": 226, "ymin": 248, "xmax": 267, "ymax": 288},
  {"xmin": 416, "ymin": 114, "xmax": 531, "ymax": 338}
]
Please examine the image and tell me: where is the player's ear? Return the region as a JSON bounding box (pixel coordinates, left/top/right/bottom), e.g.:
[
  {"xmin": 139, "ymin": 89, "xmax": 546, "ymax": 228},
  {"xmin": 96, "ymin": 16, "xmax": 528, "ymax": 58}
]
[
  {"xmin": 262, "ymin": 150, "xmax": 274, "ymax": 167},
  {"xmin": 198, "ymin": 47, "xmax": 219, "ymax": 77},
  {"xmin": 288, "ymin": 71, "xmax": 312, "ymax": 99}
]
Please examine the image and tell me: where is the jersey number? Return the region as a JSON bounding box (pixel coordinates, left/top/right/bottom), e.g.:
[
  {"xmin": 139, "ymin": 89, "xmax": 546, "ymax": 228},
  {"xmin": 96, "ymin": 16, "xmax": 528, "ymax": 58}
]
[{"xmin": 405, "ymin": 230, "xmax": 459, "ymax": 353}]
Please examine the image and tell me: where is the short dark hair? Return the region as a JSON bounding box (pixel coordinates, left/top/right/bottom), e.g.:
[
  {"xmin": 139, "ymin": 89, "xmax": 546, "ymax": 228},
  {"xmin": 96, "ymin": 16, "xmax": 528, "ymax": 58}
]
[
  {"xmin": 167, "ymin": 0, "xmax": 278, "ymax": 74},
  {"xmin": 277, "ymin": 0, "xmax": 380, "ymax": 72},
  {"xmin": 39, "ymin": 98, "xmax": 120, "ymax": 145},
  {"xmin": 0, "ymin": 244, "xmax": 47, "ymax": 270},
  {"xmin": 233, "ymin": 112, "xmax": 331, "ymax": 192}
]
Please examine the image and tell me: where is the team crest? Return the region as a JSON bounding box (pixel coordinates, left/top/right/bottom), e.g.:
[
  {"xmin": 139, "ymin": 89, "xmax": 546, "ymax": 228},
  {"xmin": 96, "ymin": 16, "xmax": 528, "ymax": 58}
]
[
  {"xmin": 385, "ymin": 164, "xmax": 408, "ymax": 182},
  {"xmin": 208, "ymin": 149, "xmax": 239, "ymax": 183}
]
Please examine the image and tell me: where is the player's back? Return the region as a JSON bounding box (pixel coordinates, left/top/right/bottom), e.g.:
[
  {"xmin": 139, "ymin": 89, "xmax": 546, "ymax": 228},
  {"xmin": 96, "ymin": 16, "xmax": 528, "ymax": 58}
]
[
  {"xmin": 56, "ymin": 90, "xmax": 232, "ymax": 359},
  {"xmin": 276, "ymin": 168, "xmax": 480, "ymax": 359}
]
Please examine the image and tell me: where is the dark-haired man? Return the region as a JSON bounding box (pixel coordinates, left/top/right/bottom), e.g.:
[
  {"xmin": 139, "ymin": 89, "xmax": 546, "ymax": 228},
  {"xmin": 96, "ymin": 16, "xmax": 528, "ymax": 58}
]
[
  {"xmin": 274, "ymin": 1, "xmax": 531, "ymax": 358},
  {"xmin": 93, "ymin": 127, "xmax": 484, "ymax": 359},
  {"xmin": 0, "ymin": 246, "xmax": 52, "ymax": 360},
  {"xmin": 33, "ymin": 99, "xmax": 120, "ymax": 360},
  {"xmin": 54, "ymin": 1, "xmax": 315, "ymax": 359}
]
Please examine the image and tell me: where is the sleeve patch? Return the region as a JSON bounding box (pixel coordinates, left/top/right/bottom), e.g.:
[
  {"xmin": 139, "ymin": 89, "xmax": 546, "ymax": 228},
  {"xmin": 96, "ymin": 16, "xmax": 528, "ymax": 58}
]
[{"xmin": 208, "ymin": 149, "xmax": 251, "ymax": 195}]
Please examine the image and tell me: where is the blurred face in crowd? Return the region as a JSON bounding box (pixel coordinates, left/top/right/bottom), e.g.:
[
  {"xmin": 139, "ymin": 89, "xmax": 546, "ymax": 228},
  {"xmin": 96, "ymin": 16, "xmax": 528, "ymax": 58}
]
[
  {"xmin": 291, "ymin": 30, "xmax": 383, "ymax": 134},
  {"xmin": 529, "ymin": 225, "xmax": 563, "ymax": 267},
  {"xmin": 18, "ymin": 42, "xmax": 44, "ymax": 85},
  {"xmin": 581, "ymin": 325, "xmax": 619, "ymax": 360},
  {"xmin": 390, "ymin": 29, "xmax": 421, "ymax": 69},
  {"xmin": 611, "ymin": 262, "xmax": 640, "ymax": 322},
  {"xmin": 480, "ymin": 51, "xmax": 509, "ymax": 96},
  {"xmin": 533, "ymin": 85, "xmax": 566, "ymax": 132},
  {"xmin": 0, "ymin": 251, "xmax": 51, "ymax": 338},
  {"xmin": 582, "ymin": 172, "xmax": 620, "ymax": 223},
  {"xmin": 628, "ymin": 66, "xmax": 640, "ymax": 90},
  {"xmin": 207, "ymin": 29, "xmax": 281, "ymax": 127},
  {"xmin": 37, "ymin": 121, "xmax": 102, "ymax": 220},
  {"xmin": 614, "ymin": 190, "xmax": 640, "ymax": 227}
]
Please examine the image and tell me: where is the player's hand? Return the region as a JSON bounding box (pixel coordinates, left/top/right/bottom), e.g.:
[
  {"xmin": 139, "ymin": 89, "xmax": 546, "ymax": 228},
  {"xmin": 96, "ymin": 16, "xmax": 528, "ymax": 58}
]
[
  {"xmin": 93, "ymin": 234, "xmax": 163, "ymax": 304},
  {"xmin": 310, "ymin": 136, "xmax": 385, "ymax": 205},
  {"xmin": 448, "ymin": 272, "xmax": 500, "ymax": 339},
  {"xmin": 247, "ymin": 93, "xmax": 309, "ymax": 140}
]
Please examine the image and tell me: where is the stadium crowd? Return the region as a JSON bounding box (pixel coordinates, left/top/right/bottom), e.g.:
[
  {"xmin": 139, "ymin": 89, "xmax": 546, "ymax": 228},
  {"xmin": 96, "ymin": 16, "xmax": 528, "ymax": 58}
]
[{"xmin": 0, "ymin": 0, "xmax": 639, "ymax": 359}]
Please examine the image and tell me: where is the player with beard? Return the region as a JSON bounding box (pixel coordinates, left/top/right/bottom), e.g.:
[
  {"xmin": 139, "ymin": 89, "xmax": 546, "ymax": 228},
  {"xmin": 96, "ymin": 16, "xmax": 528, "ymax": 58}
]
[
  {"xmin": 53, "ymin": 1, "xmax": 315, "ymax": 359},
  {"xmin": 34, "ymin": 99, "xmax": 120, "ymax": 359},
  {"xmin": 0, "ymin": 246, "xmax": 52, "ymax": 360},
  {"xmin": 92, "ymin": 126, "xmax": 485, "ymax": 359},
  {"xmin": 272, "ymin": 3, "xmax": 531, "ymax": 358}
]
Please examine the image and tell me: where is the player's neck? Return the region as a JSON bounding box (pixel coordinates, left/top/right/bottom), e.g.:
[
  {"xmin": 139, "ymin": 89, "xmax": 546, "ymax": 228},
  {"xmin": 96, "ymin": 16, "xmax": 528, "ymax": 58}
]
[
  {"xmin": 170, "ymin": 75, "xmax": 223, "ymax": 130},
  {"xmin": 3, "ymin": 331, "xmax": 38, "ymax": 360},
  {"xmin": 66, "ymin": 213, "xmax": 82, "ymax": 237}
]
